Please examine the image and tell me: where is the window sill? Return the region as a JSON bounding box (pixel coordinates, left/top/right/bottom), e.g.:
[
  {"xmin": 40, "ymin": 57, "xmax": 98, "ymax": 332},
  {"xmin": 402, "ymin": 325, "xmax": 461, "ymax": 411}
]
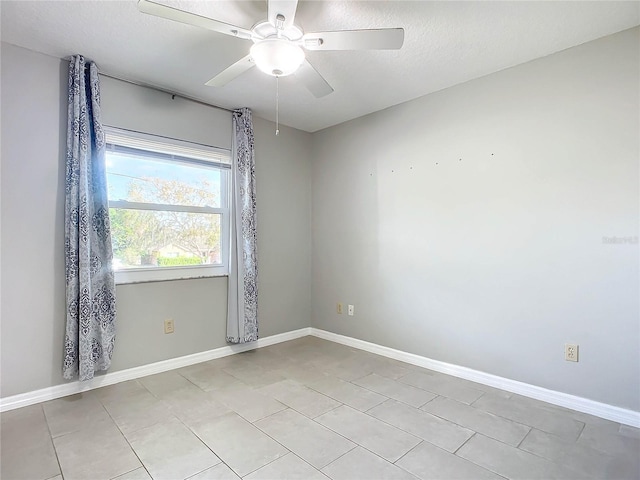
[{"xmin": 114, "ymin": 266, "xmax": 229, "ymax": 285}]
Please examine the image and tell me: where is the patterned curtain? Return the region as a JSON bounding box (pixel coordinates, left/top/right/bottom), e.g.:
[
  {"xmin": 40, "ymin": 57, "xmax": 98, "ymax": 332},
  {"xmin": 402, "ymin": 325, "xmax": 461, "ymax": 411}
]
[
  {"xmin": 63, "ymin": 55, "xmax": 117, "ymax": 381},
  {"xmin": 227, "ymin": 108, "xmax": 258, "ymax": 344}
]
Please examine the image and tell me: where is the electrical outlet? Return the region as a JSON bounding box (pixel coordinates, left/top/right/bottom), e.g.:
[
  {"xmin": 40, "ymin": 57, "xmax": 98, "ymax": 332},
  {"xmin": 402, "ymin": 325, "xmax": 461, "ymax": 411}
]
[
  {"xmin": 565, "ymin": 343, "xmax": 578, "ymax": 362},
  {"xmin": 348, "ymin": 304, "xmax": 354, "ymax": 316},
  {"xmin": 337, "ymin": 303, "xmax": 343, "ymax": 314},
  {"xmin": 164, "ymin": 319, "xmax": 175, "ymax": 334}
]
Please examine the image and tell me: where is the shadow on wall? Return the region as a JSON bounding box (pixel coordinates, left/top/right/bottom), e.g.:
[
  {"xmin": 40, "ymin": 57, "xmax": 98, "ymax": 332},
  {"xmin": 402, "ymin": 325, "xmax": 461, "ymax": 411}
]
[{"xmin": 51, "ymin": 59, "xmax": 69, "ymax": 385}]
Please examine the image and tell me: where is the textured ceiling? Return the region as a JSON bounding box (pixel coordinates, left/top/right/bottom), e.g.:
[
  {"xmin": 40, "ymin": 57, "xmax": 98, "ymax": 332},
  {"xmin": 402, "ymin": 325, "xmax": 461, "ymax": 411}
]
[{"xmin": 1, "ymin": 1, "xmax": 638, "ymax": 132}]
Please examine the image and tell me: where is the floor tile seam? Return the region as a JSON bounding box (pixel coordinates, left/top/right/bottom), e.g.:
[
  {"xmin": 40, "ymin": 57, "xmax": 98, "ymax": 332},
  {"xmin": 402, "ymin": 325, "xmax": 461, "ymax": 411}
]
[
  {"xmin": 518, "ymin": 427, "xmax": 620, "ymax": 464},
  {"xmin": 219, "ymin": 365, "xmax": 281, "ymax": 386},
  {"xmin": 344, "ymin": 378, "xmax": 394, "ymax": 399},
  {"xmin": 255, "ymin": 386, "xmax": 343, "ymax": 417},
  {"xmin": 303, "ymin": 378, "xmax": 381, "ymax": 407},
  {"xmin": 454, "ymin": 430, "xmax": 576, "ymax": 476},
  {"xmin": 398, "ymin": 379, "xmax": 485, "ymax": 406},
  {"xmin": 514, "ymin": 426, "xmax": 533, "ymax": 449},
  {"xmin": 238, "ymin": 450, "xmax": 294, "ymax": 478},
  {"xmin": 366, "ymin": 399, "xmax": 479, "ymax": 443},
  {"xmin": 39, "ymin": 403, "xmax": 64, "ymax": 480},
  {"xmin": 415, "ymin": 407, "xmax": 499, "ymax": 442},
  {"xmin": 253, "ymin": 406, "xmax": 361, "ymax": 460},
  {"xmin": 315, "ymin": 404, "xmax": 424, "ymax": 447},
  {"xmin": 187, "ymin": 455, "xmax": 237, "ymax": 480},
  {"xmin": 397, "ymin": 436, "xmax": 510, "ymax": 480},
  {"xmin": 347, "ymin": 380, "xmax": 432, "ymax": 408},
  {"xmin": 469, "ymin": 390, "xmax": 486, "ymax": 407},
  {"xmin": 449, "ymin": 436, "xmax": 510, "ymax": 480},
  {"xmin": 344, "ymin": 371, "xmax": 376, "ymax": 384},
  {"xmin": 361, "ymin": 400, "xmax": 388, "ymax": 414},
  {"xmin": 235, "ymin": 402, "xmax": 289, "ymax": 424},
  {"xmin": 420, "ymin": 399, "xmax": 534, "ymax": 445},
  {"xmin": 178, "ymin": 365, "xmax": 251, "ymax": 393},
  {"xmin": 172, "ymin": 414, "xmax": 255, "ymax": 478},
  {"xmin": 308, "ymin": 401, "xmax": 347, "ymax": 420},
  {"xmin": 455, "ymin": 430, "xmax": 543, "ymax": 455},
  {"xmin": 452, "ymin": 431, "xmax": 477, "ymax": 455},
  {"xmin": 352, "ymin": 441, "xmax": 417, "ymax": 466},
  {"xmin": 417, "ymin": 394, "xmax": 439, "ymax": 409},
  {"xmin": 461, "ymin": 401, "xmax": 550, "ymax": 434},
  {"xmin": 318, "ymin": 443, "xmax": 382, "ymax": 474},
  {"xmin": 374, "ymin": 375, "xmax": 445, "ymax": 401},
  {"xmin": 245, "ymin": 451, "xmax": 332, "ymax": 479},
  {"xmin": 214, "ymin": 408, "xmax": 301, "ymax": 461},
  {"xmin": 575, "ymin": 418, "xmax": 588, "ymax": 442},
  {"xmin": 452, "ymin": 432, "xmax": 533, "ymax": 480},
  {"xmin": 480, "ymin": 396, "xmax": 589, "ymax": 436},
  {"xmin": 356, "ymin": 367, "xmax": 412, "ymax": 383},
  {"xmin": 384, "ymin": 362, "xmax": 421, "ymax": 380},
  {"xmin": 391, "ymin": 439, "xmax": 425, "ymax": 466},
  {"xmin": 46, "ymin": 400, "xmax": 114, "ymax": 440},
  {"xmin": 99, "ymin": 401, "xmax": 153, "ymax": 480}
]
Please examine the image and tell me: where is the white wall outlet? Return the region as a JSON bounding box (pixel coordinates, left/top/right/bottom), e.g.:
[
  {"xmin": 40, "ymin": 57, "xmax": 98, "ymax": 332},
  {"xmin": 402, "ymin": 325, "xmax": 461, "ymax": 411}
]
[
  {"xmin": 347, "ymin": 304, "xmax": 354, "ymax": 316},
  {"xmin": 337, "ymin": 303, "xmax": 343, "ymax": 314},
  {"xmin": 565, "ymin": 343, "xmax": 578, "ymax": 362},
  {"xmin": 164, "ymin": 319, "xmax": 175, "ymax": 334}
]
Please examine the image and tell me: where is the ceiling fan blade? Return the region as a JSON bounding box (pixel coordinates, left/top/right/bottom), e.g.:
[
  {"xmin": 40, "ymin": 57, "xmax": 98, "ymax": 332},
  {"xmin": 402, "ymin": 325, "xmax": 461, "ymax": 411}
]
[
  {"xmin": 303, "ymin": 28, "xmax": 404, "ymax": 51},
  {"xmin": 295, "ymin": 60, "xmax": 334, "ymax": 98},
  {"xmin": 267, "ymin": 0, "xmax": 298, "ymax": 30},
  {"xmin": 138, "ymin": 0, "xmax": 252, "ymax": 40},
  {"xmin": 205, "ymin": 55, "xmax": 254, "ymax": 87}
]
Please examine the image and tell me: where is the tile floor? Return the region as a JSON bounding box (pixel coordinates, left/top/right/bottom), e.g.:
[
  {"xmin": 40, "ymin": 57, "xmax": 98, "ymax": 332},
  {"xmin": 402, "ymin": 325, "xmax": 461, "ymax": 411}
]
[{"xmin": 2, "ymin": 336, "xmax": 639, "ymax": 480}]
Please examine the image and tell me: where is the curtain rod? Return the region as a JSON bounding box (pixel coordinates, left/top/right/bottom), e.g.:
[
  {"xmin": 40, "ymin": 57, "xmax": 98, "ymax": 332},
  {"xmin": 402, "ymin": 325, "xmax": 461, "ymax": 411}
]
[{"xmin": 97, "ymin": 72, "xmax": 235, "ymax": 114}]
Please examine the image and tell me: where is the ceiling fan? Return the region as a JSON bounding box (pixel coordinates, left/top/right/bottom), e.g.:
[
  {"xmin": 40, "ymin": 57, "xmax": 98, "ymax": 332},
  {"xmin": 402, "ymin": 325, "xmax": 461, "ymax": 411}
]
[{"xmin": 138, "ymin": 0, "xmax": 404, "ymax": 98}]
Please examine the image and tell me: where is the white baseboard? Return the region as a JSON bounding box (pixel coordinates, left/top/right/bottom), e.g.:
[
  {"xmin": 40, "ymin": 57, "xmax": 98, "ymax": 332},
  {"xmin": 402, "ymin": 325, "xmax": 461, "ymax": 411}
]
[
  {"xmin": 309, "ymin": 328, "xmax": 640, "ymax": 428},
  {"xmin": 3, "ymin": 326, "xmax": 638, "ymax": 428},
  {"xmin": 0, "ymin": 327, "xmax": 311, "ymax": 413}
]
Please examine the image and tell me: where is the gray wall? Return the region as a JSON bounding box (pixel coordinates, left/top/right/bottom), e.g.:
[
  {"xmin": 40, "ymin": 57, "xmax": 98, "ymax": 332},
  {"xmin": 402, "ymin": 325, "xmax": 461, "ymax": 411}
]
[
  {"xmin": 0, "ymin": 43, "xmax": 312, "ymax": 397},
  {"xmin": 311, "ymin": 28, "xmax": 639, "ymax": 410},
  {"xmin": 2, "ymin": 28, "xmax": 638, "ymax": 411}
]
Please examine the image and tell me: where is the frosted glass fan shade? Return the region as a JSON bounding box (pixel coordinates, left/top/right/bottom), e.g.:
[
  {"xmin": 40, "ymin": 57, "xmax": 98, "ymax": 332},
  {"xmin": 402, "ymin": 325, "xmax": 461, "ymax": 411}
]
[{"xmin": 250, "ymin": 39, "xmax": 305, "ymax": 77}]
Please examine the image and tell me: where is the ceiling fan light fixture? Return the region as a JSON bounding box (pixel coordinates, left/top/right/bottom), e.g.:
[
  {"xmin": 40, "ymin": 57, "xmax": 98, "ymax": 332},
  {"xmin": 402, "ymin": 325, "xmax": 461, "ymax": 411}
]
[{"xmin": 250, "ymin": 38, "xmax": 305, "ymax": 77}]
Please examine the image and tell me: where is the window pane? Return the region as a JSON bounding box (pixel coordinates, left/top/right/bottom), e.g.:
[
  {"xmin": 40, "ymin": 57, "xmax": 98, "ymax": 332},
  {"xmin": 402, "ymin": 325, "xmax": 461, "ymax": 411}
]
[
  {"xmin": 110, "ymin": 208, "xmax": 221, "ymax": 269},
  {"xmin": 106, "ymin": 150, "xmax": 222, "ymax": 208}
]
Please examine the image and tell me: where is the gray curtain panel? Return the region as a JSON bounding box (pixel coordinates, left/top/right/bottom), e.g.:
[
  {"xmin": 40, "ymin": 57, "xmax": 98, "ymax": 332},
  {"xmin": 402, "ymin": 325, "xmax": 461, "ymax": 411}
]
[
  {"xmin": 227, "ymin": 108, "xmax": 258, "ymax": 344},
  {"xmin": 63, "ymin": 55, "xmax": 117, "ymax": 381}
]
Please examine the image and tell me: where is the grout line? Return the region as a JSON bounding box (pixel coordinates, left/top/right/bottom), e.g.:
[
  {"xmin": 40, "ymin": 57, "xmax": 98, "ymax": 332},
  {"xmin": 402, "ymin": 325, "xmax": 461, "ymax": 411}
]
[
  {"xmin": 417, "ymin": 396, "xmax": 535, "ymax": 446},
  {"xmin": 239, "ymin": 451, "xmax": 288, "ymax": 478},
  {"xmin": 98, "ymin": 397, "xmax": 154, "ymax": 479},
  {"xmin": 471, "ymin": 390, "xmax": 486, "ymax": 406},
  {"xmin": 416, "ymin": 394, "xmax": 439, "ymax": 409},
  {"xmin": 451, "ymin": 433, "xmax": 511, "ymax": 479},
  {"xmin": 310, "ymin": 402, "xmax": 344, "ymax": 420},
  {"xmin": 515, "ymin": 427, "xmax": 533, "ymax": 449},
  {"xmin": 452, "ymin": 431, "xmax": 475, "ymax": 455},
  {"xmin": 575, "ymin": 420, "xmax": 587, "ymax": 442},
  {"xmin": 40, "ymin": 403, "xmax": 65, "ymax": 479},
  {"xmin": 284, "ymin": 452, "xmax": 332, "ymax": 479},
  {"xmin": 175, "ymin": 411, "xmax": 248, "ymax": 478},
  {"xmin": 252, "ymin": 403, "xmax": 371, "ymax": 470},
  {"xmin": 392, "ymin": 440, "xmax": 424, "ymax": 465},
  {"xmin": 316, "ymin": 402, "xmax": 425, "ymax": 450},
  {"xmin": 316, "ymin": 443, "xmax": 359, "ymax": 472}
]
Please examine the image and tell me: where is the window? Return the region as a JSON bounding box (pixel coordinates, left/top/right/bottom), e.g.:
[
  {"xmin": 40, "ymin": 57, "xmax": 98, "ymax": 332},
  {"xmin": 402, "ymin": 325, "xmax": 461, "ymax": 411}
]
[{"xmin": 105, "ymin": 128, "xmax": 231, "ymax": 283}]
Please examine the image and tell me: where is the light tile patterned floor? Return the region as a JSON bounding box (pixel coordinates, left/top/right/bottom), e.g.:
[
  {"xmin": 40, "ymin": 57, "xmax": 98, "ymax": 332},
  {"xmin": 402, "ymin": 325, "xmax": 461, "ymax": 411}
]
[{"xmin": 1, "ymin": 336, "xmax": 639, "ymax": 480}]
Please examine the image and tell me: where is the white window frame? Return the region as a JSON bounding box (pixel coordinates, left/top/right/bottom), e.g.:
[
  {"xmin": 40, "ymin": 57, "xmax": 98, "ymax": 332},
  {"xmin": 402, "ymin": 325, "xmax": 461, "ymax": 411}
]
[{"xmin": 104, "ymin": 127, "xmax": 231, "ymax": 284}]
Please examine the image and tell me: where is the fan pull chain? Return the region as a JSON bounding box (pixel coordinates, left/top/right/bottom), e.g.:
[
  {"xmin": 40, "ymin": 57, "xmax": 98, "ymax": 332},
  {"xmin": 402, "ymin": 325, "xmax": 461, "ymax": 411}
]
[{"xmin": 275, "ymin": 76, "xmax": 280, "ymax": 136}]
